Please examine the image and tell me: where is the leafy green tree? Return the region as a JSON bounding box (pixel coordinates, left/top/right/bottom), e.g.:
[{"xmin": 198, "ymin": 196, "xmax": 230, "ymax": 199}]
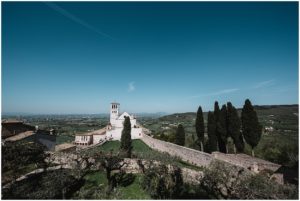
[
  {"xmin": 207, "ymin": 111, "xmax": 218, "ymax": 153},
  {"xmin": 142, "ymin": 163, "xmax": 184, "ymax": 199},
  {"xmin": 226, "ymin": 102, "xmax": 244, "ymax": 153},
  {"xmin": 120, "ymin": 116, "xmax": 132, "ymax": 158},
  {"xmin": 241, "ymin": 99, "xmax": 262, "ymax": 157},
  {"xmin": 195, "ymin": 106, "xmax": 205, "ymax": 151},
  {"xmin": 200, "ymin": 161, "xmax": 297, "ymax": 199},
  {"xmin": 2, "ymin": 169, "xmax": 81, "ymax": 199},
  {"xmin": 2, "ymin": 141, "xmax": 47, "ymax": 182},
  {"xmin": 175, "ymin": 124, "xmax": 185, "ymax": 146},
  {"xmin": 216, "ymin": 105, "xmax": 228, "ymax": 153},
  {"xmin": 93, "ymin": 152, "xmax": 128, "ymax": 195}
]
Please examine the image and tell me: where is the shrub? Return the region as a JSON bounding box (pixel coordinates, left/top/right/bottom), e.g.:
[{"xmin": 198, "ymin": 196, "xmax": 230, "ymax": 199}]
[
  {"xmin": 141, "ymin": 163, "xmax": 184, "ymax": 199},
  {"xmin": 200, "ymin": 161, "xmax": 298, "ymax": 199}
]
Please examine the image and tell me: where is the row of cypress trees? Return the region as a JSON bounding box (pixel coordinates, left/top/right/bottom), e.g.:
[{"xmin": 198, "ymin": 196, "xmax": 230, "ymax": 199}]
[{"xmin": 196, "ymin": 99, "xmax": 262, "ymax": 156}]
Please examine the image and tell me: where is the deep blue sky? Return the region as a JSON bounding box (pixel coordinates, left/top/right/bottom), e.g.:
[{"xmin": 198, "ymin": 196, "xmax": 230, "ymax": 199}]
[{"xmin": 2, "ymin": 2, "xmax": 298, "ymax": 114}]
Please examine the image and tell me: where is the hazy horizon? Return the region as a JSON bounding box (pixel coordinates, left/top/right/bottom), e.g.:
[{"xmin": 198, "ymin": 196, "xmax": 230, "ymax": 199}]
[
  {"xmin": 2, "ymin": 103, "xmax": 298, "ymax": 116},
  {"xmin": 2, "ymin": 2, "xmax": 298, "ymax": 114}
]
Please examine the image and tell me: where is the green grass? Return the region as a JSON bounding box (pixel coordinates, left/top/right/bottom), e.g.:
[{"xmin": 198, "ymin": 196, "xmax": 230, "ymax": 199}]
[
  {"xmin": 118, "ymin": 175, "xmax": 151, "ymax": 199},
  {"xmin": 78, "ymin": 171, "xmax": 150, "ymax": 199},
  {"xmin": 84, "ymin": 171, "xmax": 108, "ymax": 187},
  {"xmin": 132, "ymin": 139, "xmax": 153, "ymax": 153},
  {"xmin": 82, "ymin": 139, "xmax": 154, "ymax": 155}
]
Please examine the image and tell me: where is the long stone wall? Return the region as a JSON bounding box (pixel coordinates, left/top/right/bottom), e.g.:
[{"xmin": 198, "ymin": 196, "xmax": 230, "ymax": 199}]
[
  {"xmin": 141, "ymin": 133, "xmax": 212, "ymax": 167},
  {"xmin": 141, "ymin": 133, "xmax": 281, "ymax": 173},
  {"xmin": 212, "ymin": 152, "xmax": 281, "ymax": 172}
]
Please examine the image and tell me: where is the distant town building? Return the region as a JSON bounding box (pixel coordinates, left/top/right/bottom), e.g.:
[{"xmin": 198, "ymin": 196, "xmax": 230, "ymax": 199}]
[
  {"xmin": 2, "ymin": 120, "xmax": 35, "ymax": 139},
  {"xmin": 74, "ymin": 102, "xmax": 142, "ymax": 146},
  {"xmin": 2, "ymin": 120, "xmax": 56, "ymax": 151}
]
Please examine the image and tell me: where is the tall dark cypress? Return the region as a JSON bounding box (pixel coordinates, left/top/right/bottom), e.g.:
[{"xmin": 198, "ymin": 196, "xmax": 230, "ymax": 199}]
[
  {"xmin": 120, "ymin": 116, "xmax": 132, "ymax": 158},
  {"xmin": 207, "ymin": 111, "xmax": 218, "ymax": 153},
  {"xmin": 214, "ymin": 101, "xmax": 221, "ymax": 151},
  {"xmin": 195, "ymin": 106, "xmax": 205, "ymax": 151},
  {"xmin": 175, "ymin": 124, "xmax": 185, "ymax": 146},
  {"xmin": 227, "ymin": 102, "xmax": 244, "ymax": 153},
  {"xmin": 241, "ymin": 99, "xmax": 262, "ymax": 157},
  {"xmin": 214, "ymin": 101, "xmax": 220, "ymax": 122},
  {"xmin": 216, "ymin": 104, "xmax": 228, "ymax": 153}
]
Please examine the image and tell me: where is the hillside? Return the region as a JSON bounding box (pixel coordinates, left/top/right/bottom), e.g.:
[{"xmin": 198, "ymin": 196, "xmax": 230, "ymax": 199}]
[{"xmin": 141, "ymin": 104, "xmax": 299, "ymax": 166}]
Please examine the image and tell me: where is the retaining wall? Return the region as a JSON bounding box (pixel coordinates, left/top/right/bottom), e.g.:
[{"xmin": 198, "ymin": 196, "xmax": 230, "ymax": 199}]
[
  {"xmin": 49, "ymin": 153, "xmax": 202, "ymax": 184},
  {"xmin": 212, "ymin": 152, "xmax": 281, "ymax": 172},
  {"xmin": 141, "ymin": 134, "xmax": 281, "ymax": 173},
  {"xmin": 141, "ymin": 133, "xmax": 212, "ymax": 167}
]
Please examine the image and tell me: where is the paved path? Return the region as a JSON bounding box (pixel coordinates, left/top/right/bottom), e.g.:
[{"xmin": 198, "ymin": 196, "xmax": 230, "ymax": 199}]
[
  {"xmin": 3, "ymin": 165, "xmax": 72, "ymax": 189},
  {"xmin": 4, "ymin": 131, "xmax": 35, "ymax": 142}
]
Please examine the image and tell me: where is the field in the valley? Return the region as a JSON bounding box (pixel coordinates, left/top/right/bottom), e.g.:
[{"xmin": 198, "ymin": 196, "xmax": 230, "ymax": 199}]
[{"xmin": 2, "ymin": 114, "xmax": 109, "ymax": 144}]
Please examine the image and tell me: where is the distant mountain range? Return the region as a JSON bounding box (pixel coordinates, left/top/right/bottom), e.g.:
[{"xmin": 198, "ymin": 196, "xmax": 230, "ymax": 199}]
[
  {"xmin": 2, "ymin": 104, "xmax": 298, "ymax": 118},
  {"xmin": 2, "ymin": 112, "xmax": 168, "ymax": 118},
  {"xmin": 159, "ymin": 104, "xmax": 298, "ymax": 122}
]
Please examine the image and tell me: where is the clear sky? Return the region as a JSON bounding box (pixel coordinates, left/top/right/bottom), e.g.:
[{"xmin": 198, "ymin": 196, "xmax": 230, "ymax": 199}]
[{"xmin": 2, "ymin": 2, "xmax": 298, "ymax": 114}]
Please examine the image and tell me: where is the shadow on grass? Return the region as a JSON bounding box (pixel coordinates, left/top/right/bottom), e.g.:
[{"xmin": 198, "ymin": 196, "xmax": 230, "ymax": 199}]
[{"xmin": 114, "ymin": 172, "xmax": 136, "ymax": 187}]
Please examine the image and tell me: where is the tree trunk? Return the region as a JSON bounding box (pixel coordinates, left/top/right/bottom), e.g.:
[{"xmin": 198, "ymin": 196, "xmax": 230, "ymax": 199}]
[
  {"xmin": 226, "ymin": 144, "xmax": 228, "ymax": 154},
  {"xmin": 106, "ymin": 169, "xmax": 111, "ymax": 186},
  {"xmin": 62, "ymin": 188, "xmax": 66, "ymax": 199},
  {"xmin": 200, "ymin": 141, "xmax": 203, "ymax": 152},
  {"xmin": 233, "ymin": 145, "xmax": 236, "ymax": 154},
  {"xmin": 252, "ymin": 149, "xmax": 255, "ymax": 157}
]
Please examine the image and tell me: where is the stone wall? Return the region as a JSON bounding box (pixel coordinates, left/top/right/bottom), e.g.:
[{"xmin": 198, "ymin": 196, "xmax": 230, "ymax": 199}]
[
  {"xmin": 141, "ymin": 134, "xmax": 281, "ymax": 173},
  {"xmin": 141, "ymin": 133, "xmax": 212, "ymax": 167},
  {"xmin": 212, "ymin": 152, "xmax": 281, "ymax": 172},
  {"xmin": 49, "ymin": 153, "xmax": 202, "ymax": 184}
]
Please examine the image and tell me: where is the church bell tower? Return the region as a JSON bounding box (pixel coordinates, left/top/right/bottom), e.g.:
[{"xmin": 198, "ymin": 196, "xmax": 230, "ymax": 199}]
[{"xmin": 110, "ymin": 102, "xmax": 120, "ymax": 125}]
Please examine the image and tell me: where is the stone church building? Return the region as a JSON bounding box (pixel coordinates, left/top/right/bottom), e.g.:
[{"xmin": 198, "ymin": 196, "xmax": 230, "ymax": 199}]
[{"xmin": 74, "ymin": 102, "xmax": 142, "ymax": 145}]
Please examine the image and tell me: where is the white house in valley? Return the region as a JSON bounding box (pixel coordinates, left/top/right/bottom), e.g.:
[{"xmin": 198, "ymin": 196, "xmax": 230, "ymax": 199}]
[{"xmin": 74, "ymin": 102, "xmax": 142, "ymax": 145}]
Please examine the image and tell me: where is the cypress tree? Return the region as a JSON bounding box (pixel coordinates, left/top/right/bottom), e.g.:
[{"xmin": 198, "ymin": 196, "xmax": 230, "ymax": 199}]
[
  {"xmin": 216, "ymin": 104, "xmax": 228, "ymax": 153},
  {"xmin": 227, "ymin": 102, "xmax": 244, "ymax": 153},
  {"xmin": 175, "ymin": 124, "xmax": 185, "ymax": 146},
  {"xmin": 120, "ymin": 116, "xmax": 132, "ymax": 158},
  {"xmin": 195, "ymin": 106, "xmax": 205, "ymax": 151},
  {"xmin": 207, "ymin": 111, "xmax": 218, "ymax": 153},
  {"xmin": 214, "ymin": 101, "xmax": 220, "ymax": 122},
  {"xmin": 214, "ymin": 101, "xmax": 221, "ymax": 151},
  {"xmin": 241, "ymin": 99, "xmax": 262, "ymax": 157}
]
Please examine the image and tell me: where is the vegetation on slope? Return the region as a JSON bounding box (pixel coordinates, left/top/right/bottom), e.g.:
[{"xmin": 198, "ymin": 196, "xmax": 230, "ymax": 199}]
[{"xmin": 143, "ymin": 104, "xmax": 298, "ymax": 168}]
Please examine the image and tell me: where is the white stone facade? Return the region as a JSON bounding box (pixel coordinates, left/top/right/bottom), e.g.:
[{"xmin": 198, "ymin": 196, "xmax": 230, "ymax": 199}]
[
  {"xmin": 110, "ymin": 103, "xmax": 137, "ymax": 128},
  {"xmin": 106, "ymin": 102, "xmax": 142, "ymax": 140},
  {"xmin": 106, "ymin": 127, "xmax": 142, "ymax": 141},
  {"xmin": 74, "ymin": 135, "xmax": 93, "ymax": 145},
  {"xmin": 74, "ymin": 102, "xmax": 142, "ymax": 145}
]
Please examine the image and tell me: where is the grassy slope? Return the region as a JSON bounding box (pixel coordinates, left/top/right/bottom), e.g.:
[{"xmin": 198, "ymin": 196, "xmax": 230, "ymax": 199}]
[{"xmin": 79, "ymin": 171, "xmax": 151, "ymax": 199}]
